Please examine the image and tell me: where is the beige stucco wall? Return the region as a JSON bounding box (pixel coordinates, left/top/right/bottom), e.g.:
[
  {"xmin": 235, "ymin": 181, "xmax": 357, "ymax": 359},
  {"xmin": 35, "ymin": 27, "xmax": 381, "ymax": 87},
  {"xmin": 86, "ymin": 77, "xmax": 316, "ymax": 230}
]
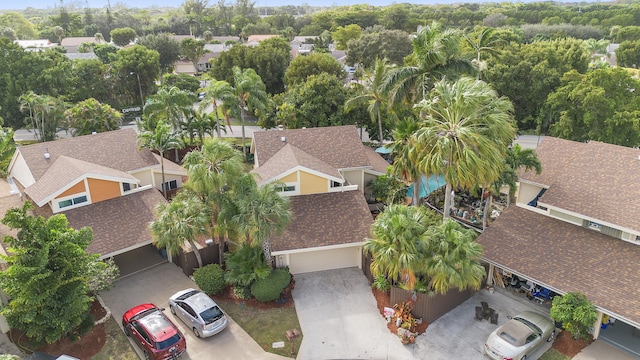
[
  {"xmin": 286, "ymin": 246, "xmax": 361, "ymax": 274},
  {"xmin": 299, "ymin": 171, "xmax": 328, "ymax": 195},
  {"xmin": 153, "ymin": 172, "xmax": 183, "ymax": 191},
  {"xmin": 342, "ymin": 169, "xmax": 364, "ymax": 190},
  {"xmin": 279, "ymin": 172, "xmax": 298, "ymax": 183},
  {"xmin": 363, "ymin": 172, "xmax": 378, "ymax": 200},
  {"xmin": 131, "ymin": 169, "xmax": 154, "ymax": 187},
  {"xmin": 8, "ymin": 152, "xmax": 35, "ymax": 188},
  {"xmin": 517, "ymin": 182, "xmax": 544, "ymax": 206},
  {"xmin": 88, "ymin": 178, "xmax": 121, "ymax": 203}
]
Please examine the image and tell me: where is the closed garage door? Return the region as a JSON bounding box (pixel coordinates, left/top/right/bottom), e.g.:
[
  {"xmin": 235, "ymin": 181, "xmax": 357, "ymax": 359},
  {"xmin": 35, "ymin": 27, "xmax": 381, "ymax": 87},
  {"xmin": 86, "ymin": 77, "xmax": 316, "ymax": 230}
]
[{"xmin": 288, "ymin": 246, "xmax": 360, "ymax": 274}]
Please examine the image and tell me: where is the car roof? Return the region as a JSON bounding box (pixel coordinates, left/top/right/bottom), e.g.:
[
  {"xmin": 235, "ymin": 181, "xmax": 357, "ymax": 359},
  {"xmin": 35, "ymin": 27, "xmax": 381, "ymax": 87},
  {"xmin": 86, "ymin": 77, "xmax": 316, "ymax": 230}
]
[
  {"xmin": 123, "ymin": 303, "xmax": 156, "ymax": 322},
  {"xmin": 176, "ymin": 289, "xmax": 218, "ymax": 313},
  {"xmin": 137, "ymin": 308, "xmax": 179, "ymax": 342},
  {"xmin": 499, "ymin": 318, "xmax": 533, "ymax": 347}
]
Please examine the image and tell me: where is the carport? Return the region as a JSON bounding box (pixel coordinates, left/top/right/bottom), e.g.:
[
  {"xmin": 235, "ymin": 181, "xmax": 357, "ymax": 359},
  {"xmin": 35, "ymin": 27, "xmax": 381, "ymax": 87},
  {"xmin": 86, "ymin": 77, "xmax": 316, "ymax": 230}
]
[{"xmin": 110, "ymin": 244, "xmax": 167, "ymax": 278}]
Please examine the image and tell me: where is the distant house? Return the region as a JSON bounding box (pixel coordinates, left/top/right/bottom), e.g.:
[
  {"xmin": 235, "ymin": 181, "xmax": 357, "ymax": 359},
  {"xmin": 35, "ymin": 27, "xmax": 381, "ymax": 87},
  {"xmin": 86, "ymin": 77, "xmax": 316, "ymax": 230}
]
[
  {"xmin": 246, "ymin": 34, "xmax": 279, "ymax": 47},
  {"xmin": 14, "ymin": 39, "xmax": 57, "ymax": 51},
  {"xmin": 60, "ymin": 37, "xmax": 101, "ymax": 53},
  {"xmin": 478, "ymin": 137, "xmax": 640, "ymax": 355},
  {"xmin": 6, "ymin": 129, "xmax": 188, "ymax": 276},
  {"xmin": 250, "ymin": 125, "xmax": 389, "ymax": 274}
]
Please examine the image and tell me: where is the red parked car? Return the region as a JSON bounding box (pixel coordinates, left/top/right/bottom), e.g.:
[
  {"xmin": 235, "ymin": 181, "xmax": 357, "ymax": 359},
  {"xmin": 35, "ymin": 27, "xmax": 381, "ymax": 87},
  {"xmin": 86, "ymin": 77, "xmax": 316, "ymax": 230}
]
[{"xmin": 122, "ymin": 303, "xmax": 187, "ymax": 360}]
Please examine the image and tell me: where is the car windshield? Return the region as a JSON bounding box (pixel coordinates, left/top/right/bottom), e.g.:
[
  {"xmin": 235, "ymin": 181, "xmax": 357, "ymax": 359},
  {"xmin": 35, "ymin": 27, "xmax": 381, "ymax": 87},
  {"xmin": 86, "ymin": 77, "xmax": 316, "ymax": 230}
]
[
  {"xmin": 514, "ymin": 317, "xmax": 542, "ymax": 334},
  {"xmin": 200, "ymin": 306, "xmax": 224, "ymax": 325},
  {"xmin": 157, "ymin": 333, "xmax": 182, "ymax": 350}
]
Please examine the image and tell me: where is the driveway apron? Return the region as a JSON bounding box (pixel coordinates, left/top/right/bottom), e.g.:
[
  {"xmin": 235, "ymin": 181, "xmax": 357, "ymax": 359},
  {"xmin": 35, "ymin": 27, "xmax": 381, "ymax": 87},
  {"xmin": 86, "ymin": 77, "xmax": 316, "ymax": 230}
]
[{"xmin": 101, "ymin": 262, "xmax": 287, "ymax": 360}]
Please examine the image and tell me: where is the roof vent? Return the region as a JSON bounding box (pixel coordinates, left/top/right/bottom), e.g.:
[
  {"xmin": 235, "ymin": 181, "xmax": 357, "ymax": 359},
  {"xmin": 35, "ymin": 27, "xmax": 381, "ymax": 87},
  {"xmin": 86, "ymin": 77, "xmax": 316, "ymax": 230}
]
[
  {"xmin": 281, "ymin": 136, "xmax": 286, "ymax": 142},
  {"xmin": 638, "ymin": 154, "xmax": 640, "ymax": 161},
  {"xmin": 44, "ymin": 147, "xmax": 50, "ymax": 159}
]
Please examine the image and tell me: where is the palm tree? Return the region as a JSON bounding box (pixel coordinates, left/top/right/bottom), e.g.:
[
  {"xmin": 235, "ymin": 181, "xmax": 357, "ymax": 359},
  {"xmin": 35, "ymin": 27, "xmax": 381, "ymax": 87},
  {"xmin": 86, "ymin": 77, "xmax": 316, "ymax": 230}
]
[
  {"xmin": 422, "ymin": 219, "xmax": 485, "ymax": 294},
  {"xmin": 502, "ymin": 143, "xmax": 542, "ymax": 206},
  {"xmin": 53, "ymin": 25, "xmax": 64, "ymax": 44},
  {"xmin": 230, "ymin": 66, "xmax": 267, "ymax": 160},
  {"xmin": 231, "ymin": 174, "xmax": 292, "ymax": 262},
  {"xmin": 150, "ymin": 192, "xmax": 209, "ymax": 268},
  {"xmin": 19, "ymin": 91, "xmax": 39, "ymax": 138},
  {"xmin": 463, "ymin": 27, "xmax": 504, "ymax": 79},
  {"xmin": 383, "ymin": 21, "xmax": 473, "ymax": 107},
  {"xmin": 199, "ymin": 79, "xmax": 238, "ymax": 138},
  {"xmin": 182, "ymin": 110, "xmax": 216, "ymax": 146},
  {"xmin": 387, "ymin": 117, "xmax": 422, "ymax": 205},
  {"xmin": 413, "ymin": 77, "xmax": 517, "ymax": 220},
  {"xmin": 142, "ymin": 86, "xmax": 194, "ymax": 131},
  {"xmin": 363, "ymin": 205, "xmax": 435, "ymax": 289},
  {"xmin": 137, "ymin": 120, "xmax": 184, "ymax": 199},
  {"xmin": 344, "ymin": 59, "xmax": 393, "ymax": 144},
  {"xmin": 182, "ymin": 138, "xmax": 245, "ymax": 266}
]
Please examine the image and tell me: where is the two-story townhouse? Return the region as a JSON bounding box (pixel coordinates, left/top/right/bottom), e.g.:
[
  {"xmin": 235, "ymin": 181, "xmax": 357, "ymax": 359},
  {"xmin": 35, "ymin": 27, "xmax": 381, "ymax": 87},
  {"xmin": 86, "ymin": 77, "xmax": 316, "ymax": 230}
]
[
  {"xmin": 250, "ymin": 125, "xmax": 389, "ymax": 274},
  {"xmin": 5, "ymin": 128, "xmax": 188, "ymax": 276},
  {"xmin": 477, "ymin": 137, "xmax": 640, "ymax": 356}
]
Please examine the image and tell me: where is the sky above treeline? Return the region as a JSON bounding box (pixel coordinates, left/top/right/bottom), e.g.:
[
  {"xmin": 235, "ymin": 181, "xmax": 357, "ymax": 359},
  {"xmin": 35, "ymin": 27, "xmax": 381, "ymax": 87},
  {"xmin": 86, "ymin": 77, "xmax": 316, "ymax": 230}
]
[{"xmin": 1, "ymin": 0, "xmax": 590, "ymax": 11}]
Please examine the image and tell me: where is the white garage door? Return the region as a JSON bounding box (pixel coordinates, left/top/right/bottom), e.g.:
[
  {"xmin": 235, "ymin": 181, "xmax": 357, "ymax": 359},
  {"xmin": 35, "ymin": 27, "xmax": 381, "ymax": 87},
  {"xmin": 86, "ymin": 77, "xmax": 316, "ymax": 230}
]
[{"xmin": 288, "ymin": 246, "xmax": 361, "ymax": 274}]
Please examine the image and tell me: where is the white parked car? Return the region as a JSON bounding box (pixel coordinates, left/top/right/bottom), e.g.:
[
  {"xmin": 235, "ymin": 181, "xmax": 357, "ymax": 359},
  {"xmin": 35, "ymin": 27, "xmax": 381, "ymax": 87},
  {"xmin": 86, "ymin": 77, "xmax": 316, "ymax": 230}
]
[
  {"xmin": 484, "ymin": 311, "xmax": 555, "ymax": 360},
  {"xmin": 169, "ymin": 288, "xmax": 228, "ymax": 338}
]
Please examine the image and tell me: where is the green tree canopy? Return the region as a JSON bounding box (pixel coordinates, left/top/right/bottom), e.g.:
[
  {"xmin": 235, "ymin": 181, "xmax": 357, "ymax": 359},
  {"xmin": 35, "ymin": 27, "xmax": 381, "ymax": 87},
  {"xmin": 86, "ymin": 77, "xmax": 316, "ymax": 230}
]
[
  {"xmin": 110, "ymin": 27, "xmax": 137, "ymax": 47},
  {"xmin": 0, "ymin": 202, "xmax": 97, "ymax": 344},
  {"xmin": 615, "ymin": 40, "xmax": 640, "ymax": 68},
  {"xmin": 345, "ymin": 28, "xmax": 413, "ymax": 68},
  {"xmin": 64, "ymin": 98, "xmax": 121, "ymax": 136},
  {"xmin": 332, "ymin": 24, "xmax": 362, "ymax": 50},
  {"xmin": 137, "ymin": 33, "xmax": 182, "ymax": 75},
  {"xmin": 181, "ymin": 38, "xmax": 207, "ymax": 71},
  {"xmin": 284, "ymin": 53, "xmax": 346, "ymax": 86}
]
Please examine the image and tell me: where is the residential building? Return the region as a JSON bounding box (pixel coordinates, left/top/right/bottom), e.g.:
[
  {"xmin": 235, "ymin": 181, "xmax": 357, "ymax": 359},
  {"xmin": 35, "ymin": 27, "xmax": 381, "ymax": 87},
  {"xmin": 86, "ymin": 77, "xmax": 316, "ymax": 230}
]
[
  {"xmin": 250, "ymin": 125, "xmax": 389, "ymax": 274},
  {"xmin": 478, "ymin": 137, "xmax": 640, "ymax": 356}
]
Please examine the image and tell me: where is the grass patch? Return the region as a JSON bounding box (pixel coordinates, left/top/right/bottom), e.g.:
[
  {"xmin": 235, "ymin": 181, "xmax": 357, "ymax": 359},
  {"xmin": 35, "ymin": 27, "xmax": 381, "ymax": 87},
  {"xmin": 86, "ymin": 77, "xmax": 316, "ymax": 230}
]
[
  {"xmin": 539, "ymin": 348, "xmax": 570, "ymax": 360},
  {"xmin": 214, "ymin": 297, "xmax": 302, "ymax": 358},
  {"xmin": 90, "ymin": 317, "xmax": 138, "ymax": 360}
]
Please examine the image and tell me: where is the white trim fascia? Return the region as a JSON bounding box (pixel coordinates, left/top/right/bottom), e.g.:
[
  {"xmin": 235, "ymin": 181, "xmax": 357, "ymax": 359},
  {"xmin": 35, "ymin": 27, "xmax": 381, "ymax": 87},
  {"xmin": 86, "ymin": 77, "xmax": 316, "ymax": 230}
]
[
  {"xmin": 100, "ymin": 239, "xmax": 154, "ymax": 259},
  {"xmin": 263, "ymin": 165, "xmax": 344, "ymax": 185},
  {"xmin": 518, "ymin": 178, "xmax": 550, "ymax": 189},
  {"xmin": 482, "ymin": 258, "xmax": 640, "ymax": 329},
  {"xmin": 338, "ymin": 166, "xmax": 371, "ymax": 172},
  {"xmin": 271, "ymin": 241, "xmax": 364, "ymax": 256},
  {"xmin": 6, "ymin": 150, "xmax": 21, "ymax": 176},
  {"xmin": 363, "ymin": 168, "xmax": 385, "ymax": 176},
  {"xmin": 37, "ymin": 174, "xmax": 139, "ymax": 206}
]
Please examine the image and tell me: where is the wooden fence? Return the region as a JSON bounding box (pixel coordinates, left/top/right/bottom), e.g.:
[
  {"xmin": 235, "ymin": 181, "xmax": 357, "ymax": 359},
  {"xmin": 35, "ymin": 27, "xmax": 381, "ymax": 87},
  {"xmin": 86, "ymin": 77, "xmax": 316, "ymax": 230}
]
[
  {"xmin": 172, "ymin": 244, "xmax": 220, "ymax": 276},
  {"xmin": 390, "ymin": 286, "xmax": 478, "ymax": 324}
]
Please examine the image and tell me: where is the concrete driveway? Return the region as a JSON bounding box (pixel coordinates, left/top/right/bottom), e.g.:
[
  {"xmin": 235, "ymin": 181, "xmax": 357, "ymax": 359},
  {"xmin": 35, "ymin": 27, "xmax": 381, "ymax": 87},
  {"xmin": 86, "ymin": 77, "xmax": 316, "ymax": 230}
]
[
  {"xmin": 100, "ymin": 262, "xmax": 287, "ymax": 360},
  {"xmin": 293, "ymin": 268, "xmax": 553, "ymax": 360}
]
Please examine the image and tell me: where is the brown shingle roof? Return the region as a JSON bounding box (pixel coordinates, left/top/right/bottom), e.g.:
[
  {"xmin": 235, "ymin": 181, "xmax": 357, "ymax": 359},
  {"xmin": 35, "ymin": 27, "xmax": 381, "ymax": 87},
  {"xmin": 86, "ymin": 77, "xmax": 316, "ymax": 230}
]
[
  {"xmin": 252, "ymin": 125, "xmax": 374, "ymax": 170},
  {"xmin": 61, "ymin": 189, "xmax": 166, "ymax": 256},
  {"xmin": 270, "ymin": 190, "xmax": 373, "ymax": 252},
  {"xmin": 25, "ymin": 155, "xmax": 138, "ymax": 206},
  {"xmin": 17, "ymin": 129, "xmax": 158, "ymax": 183},
  {"xmin": 477, "ymin": 206, "xmax": 640, "ymax": 326},
  {"xmin": 252, "ymin": 143, "xmax": 342, "ymax": 184},
  {"xmin": 520, "ymin": 137, "xmax": 640, "ymax": 232},
  {"xmin": 363, "ymin": 146, "xmax": 391, "ymax": 174}
]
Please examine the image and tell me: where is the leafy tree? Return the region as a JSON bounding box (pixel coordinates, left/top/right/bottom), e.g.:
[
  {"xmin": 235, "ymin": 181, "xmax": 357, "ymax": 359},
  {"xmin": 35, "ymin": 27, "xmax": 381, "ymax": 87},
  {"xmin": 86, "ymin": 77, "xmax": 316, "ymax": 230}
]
[
  {"xmin": 162, "ymin": 73, "xmax": 200, "ymax": 93},
  {"xmin": 545, "ymin": 68, "xmax": 640, "ymax": 147},
  {"xmin": 332, "ymin": 24, "xmax": 362, "ymax": 50},
  {"xmin": 0, "ymin": 202, "xmax": 97, "ymax": 344},
  {"xmin": 345, "ymin": 28, "xmax": 412, "ymax": 68},
  {"xmin": 151, "ymin": 191, "xmax": 208, "ymax": 268},
  {"xmin": 53, "ymin": 26, "xmax": 65, "ymax": 44},
  {"xmin": 64, "ymin": 98, "xmax": 122, "ymax": 136},
  {"xmin": 383, "ymin": 21, "xmax": 473, "ymax": 107},
  {"xmin": 182, "ymin": 138, "xmax": 245, "ymax": 266},
  {"xmin": 422, "ymin": 219, "xmax": 485, "ymax": 294},
  {"xmin": 0, "ymin": 127, "xmax": 15, "ymax": 178},
  {"xmin": 137, "ymin": 120, "xmax": 184, "ymax": 199},
  {"xmin": 181, "ymin": 38, "xmax": 206, "ymax": 71},
  {"xmin": 199, "ymin": 79, "xmax": 239, "ymax": 138},
  {"xmin": 616, "ymin": 40, "xmax": 640, "ymax": 68},
  {"xmin": 345, "ymin": 59, "xmax": 393, "ymax": 144},
  {"xmin": 93, "ymin": 43, "xmax": 118, "ymax": 64},
  {"xmin": 0, "ymin": 12, "xmax": 37, "ymax": 39},
  {"xmin": 110, "ymin": 27, "xmax": 137, "ymax": 47},
  {"xmin": 413, "ymin": 77, "xmax": 516, "ymax": 220},
  {"xmin": 142, "ymin": 86, "xmax": 193, "ymax": 131},
  {"xmin": 68, "ymin": 59, "xmax": 113, "ymax": 104},
  {"xmin": 110, "ymin": 45, "xmax": 161, "ymax": 106},
  {"xmin": 137, "ymin": 33, "xmax": 182, "ymax": 76},
  {"xmin": 209, "ymin": 44, "xmax": 253, "ymax": 84},
  {"xmin": 224, "ymin": 244, "xmax": 271, "ymax": 290},
  {"xmin": 614, "ymin": 26, "xmax": 640, "ymax": 43},
  {"xmin": 87, "ymin": 258, "xmax": 119, "ymax": 294},
  {"xmin": 550, "ymin": 292, "xmax": 597, "ymax": 340},
  {"xmin": 284, "ymin": 53, "xmax": 345, "ymax": 86},
  {"xmin": 0, "ymin": 27, "xmax": 16, "ymax": 40},
  {"xmin": 249, "ymin": 37, "xmax": 291, "ymax": 94},
  {"xmin": 369, "ymin": 173, "xmax": 407, "ymax": 205}
]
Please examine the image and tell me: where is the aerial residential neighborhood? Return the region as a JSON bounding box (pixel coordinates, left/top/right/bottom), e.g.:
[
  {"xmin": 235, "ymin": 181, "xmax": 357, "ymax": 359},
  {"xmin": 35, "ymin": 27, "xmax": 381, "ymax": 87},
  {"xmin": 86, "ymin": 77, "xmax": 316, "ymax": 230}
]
[{"xmin": 1, "ymin": 0, "xmax": 640, "ymax": 359}]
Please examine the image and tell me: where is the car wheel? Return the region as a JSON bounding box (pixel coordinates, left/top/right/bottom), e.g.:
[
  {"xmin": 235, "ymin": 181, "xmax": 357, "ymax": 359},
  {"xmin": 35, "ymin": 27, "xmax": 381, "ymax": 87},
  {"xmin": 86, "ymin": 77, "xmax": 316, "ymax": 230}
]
[
  {"xmin": 521, "ymin": 356, "xmax": 526, "ymax": 360},
  {"xmin": 170, "ymin": 305, "xmax": 176, "ymax": 315},
  {"xmin": 547, "ymin": 330, "xmax": 555, "ymax": 342},
  {"xmin": 143, "ymin": 350, "xmax": 150, "ymax": 360},
  {"xmin": 193, "ymin": 327, "xmax": 201, "ymax": 338},
  {"xmin": 122, "ymin": 322, "xmax": 130, "ymax": 337}
]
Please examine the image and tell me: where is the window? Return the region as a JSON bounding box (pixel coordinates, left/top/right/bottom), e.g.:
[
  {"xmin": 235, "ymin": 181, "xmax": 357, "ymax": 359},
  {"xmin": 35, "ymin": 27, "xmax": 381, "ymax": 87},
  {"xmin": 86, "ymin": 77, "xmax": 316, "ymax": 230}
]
[
  {"xmin": 58, "ymin": 195, "xmax": 87, "ymax": 209},
  {"xmin": 588, "ymin": 221, "xmax": 602, "ymax": 231},
  {"xmin": 162, "ymin": 180, "xmax": 178, "ymax": 192},
  {"xmin": 122, "ymin": 183, "xmax": 138, "ymax": 192},
  {"xmin": 279, "ymin": 185, "xmax": 295, "ymax": 192},
  {"xmin": 331, "ymin": 181, "xmax": 342, "ymax": 188}
]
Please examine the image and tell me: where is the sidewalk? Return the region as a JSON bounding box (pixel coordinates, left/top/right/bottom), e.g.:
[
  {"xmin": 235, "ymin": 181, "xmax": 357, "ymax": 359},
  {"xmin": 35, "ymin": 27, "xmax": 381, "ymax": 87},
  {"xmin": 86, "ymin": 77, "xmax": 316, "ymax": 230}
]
[{"xmin": 572, "ymin": 341, "xmax": 639, "ymax": 360}]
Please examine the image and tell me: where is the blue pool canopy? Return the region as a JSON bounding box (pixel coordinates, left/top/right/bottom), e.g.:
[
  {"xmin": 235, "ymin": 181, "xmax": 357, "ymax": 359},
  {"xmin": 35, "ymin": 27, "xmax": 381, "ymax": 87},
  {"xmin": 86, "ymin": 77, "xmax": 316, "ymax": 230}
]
[
  {"xmin": 407, "ymin": 174, "xmax": 446, "ymax": 199},
  {"xmin": 375, "ymin": 146, "xmax": 391, "ymax": 154}
]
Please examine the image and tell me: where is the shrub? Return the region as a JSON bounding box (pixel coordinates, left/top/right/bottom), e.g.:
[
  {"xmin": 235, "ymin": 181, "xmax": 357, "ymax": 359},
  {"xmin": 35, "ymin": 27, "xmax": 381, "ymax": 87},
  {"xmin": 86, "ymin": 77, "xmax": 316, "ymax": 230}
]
[
  {"xmin": 550, "ymin": 292, "xmax": 597, "ymax": 340},
  {"xmin": 372, "ymin": 274, "xmax": 390, "ymax": 293},
  {"xmin": 193, "ymin": 264, "xmax": 226, "ymax": 295},
  {"xmin": 233, "ymin": 285, "xmax": 253, "ymax": 300},
  {"xmin": 251, "ymin": 268, "xmax": 292, "ymax": 303}
]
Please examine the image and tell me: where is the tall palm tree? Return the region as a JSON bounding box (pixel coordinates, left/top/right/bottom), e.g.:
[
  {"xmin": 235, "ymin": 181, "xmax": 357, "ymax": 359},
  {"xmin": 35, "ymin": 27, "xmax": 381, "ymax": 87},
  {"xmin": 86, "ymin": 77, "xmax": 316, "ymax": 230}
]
[
  {"xmin": 463, "ymin": 27, "xmax": 504, "ymax": 79},
  {"xmin": 387, "ymin": 117, "xmax": 422, "ymax": 205},
  {"xmin": 182, "ymin": 138, "xmax": 245, "ymax": 266},
  {"xmin": 413, "ymin": 77, "xmax": 517, "ymax": 220},
  {"xmin": 344, "ymin": 59, "xmax": 393, "ymax": 144},
  {"xmin": 501, "ymin": 143, "xmax": 542, "ymax": 206},
  {"xmin": 150, "ymin": 192, "xmax": 209, "ymax": 268},
  {"xmin": 383, "ymin": 21, "xmax": 473, "ymax": 107},
  {"xmin": 363, "ymin": 205, "xmax": 434, "ymax": 289},
  {"xmin": 231, "ymin": 174, "xmax": 292, "ymax": 262},
  {"xmin": 142, "ymin": 86, "xmax": 194, "ymax": 131},
  {"xmin": 199, "ymin": 79, "xmax": 238, "ymax": 138},
  {"xmin": 137, "ymin": 120, "xmax": 184, "ymax": 199},
  {"xmin": 230, "ymin": 66, "xmax": 267, "ymax": 160},
  {"xmin": 422, "ymin": 219, "xmax": 485, "ymax": 294}
]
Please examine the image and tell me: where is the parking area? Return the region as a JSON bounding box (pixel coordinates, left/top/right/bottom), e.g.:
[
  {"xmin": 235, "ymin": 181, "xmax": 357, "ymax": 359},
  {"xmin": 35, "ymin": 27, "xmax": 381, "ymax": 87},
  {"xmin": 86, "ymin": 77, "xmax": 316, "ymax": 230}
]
[
  {"xmin": 100, "ymin": 262, "xmax": 287, "ymax": 360},
  {"xmin": 293, "ymin": 268, "xmax": 553, "ymax": 360}
]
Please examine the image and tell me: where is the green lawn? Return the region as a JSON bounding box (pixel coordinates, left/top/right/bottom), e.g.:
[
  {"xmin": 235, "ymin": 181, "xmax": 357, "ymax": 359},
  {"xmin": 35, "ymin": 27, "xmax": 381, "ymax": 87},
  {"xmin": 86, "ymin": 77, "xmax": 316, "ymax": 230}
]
[
  {"xmin": 539, "ymin": 348, "xmax": 570, "ymax": 360},
  {"xmin": 213, "ymin": 297, "xmax": 302, "ymax": 358},
  {"xmin": 91, "ymin": 317, "xmax": 138, "ymax": 360}
]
